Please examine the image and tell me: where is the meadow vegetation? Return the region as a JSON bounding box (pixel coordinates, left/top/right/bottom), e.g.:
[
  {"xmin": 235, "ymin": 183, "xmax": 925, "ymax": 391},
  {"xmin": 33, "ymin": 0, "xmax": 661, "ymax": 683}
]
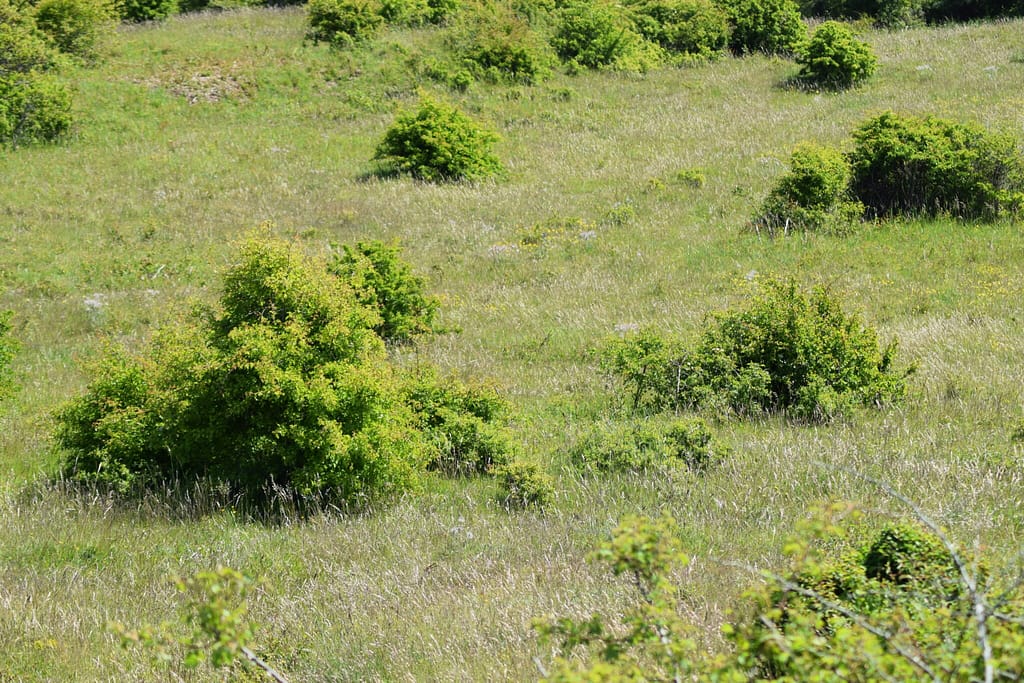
[{"xmin": 0, "ymin": 0, "xmax": 1023, "ymax": 679}]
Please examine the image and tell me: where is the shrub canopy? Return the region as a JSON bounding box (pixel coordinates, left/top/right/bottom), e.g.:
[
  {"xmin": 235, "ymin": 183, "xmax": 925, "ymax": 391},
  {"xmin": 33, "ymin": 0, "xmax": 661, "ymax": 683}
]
[{"xmin": 56, "ymin": 238, "xmax": 512, "ymax": 506}]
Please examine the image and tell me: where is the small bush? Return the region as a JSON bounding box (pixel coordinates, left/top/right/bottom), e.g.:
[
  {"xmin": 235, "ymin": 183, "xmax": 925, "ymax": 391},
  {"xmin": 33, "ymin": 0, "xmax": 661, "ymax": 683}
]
[
  {"xmin": 569, "ymin": 418, "xmax": 727, "ymax": 473},
  {"xmin": 600, "ymin": 279, "xmax": 907, "ymax": 421},
  {"xmin": 795, "ymin": 20, "xmax": 877, "ymax": 89},
  {"xmin": 861, "ymin": 523, "xmax": 954, "ymax": 586},
  {"xmin": 306, "ymin": 0, "xmax": 384, "ymax": 47},
  {"xmin": 330, "ymin": 240, "xmax": 440, "ymax": 344},
  {"xmin": 373, "ymin": 96, "xmax": 502, "ymax": 181},
  {"xmin": 755, "ymin": 142, "xmax": 864, "ymax": 234},
  {"xmin": 0, "ymin": 311, "xmax": 16, "ymax": 405},
  {"xmin": 33, "ymin": 0, "xmax": 115, "ymax": 61},
  {"xmin": 403, "ymin": 367, "xmax": 514, "ymax": 475},
  {"xmin": 117, "ymin": 0, "xmax": 177, "ymax": 21},
  {"xmin": 725, "ymin": 0, "xmax": 807, "ymax": 55},
  {"xmin": 848, "ymin": 111, "xmax": 1024, "ymax": 221},
  {"xmin": 0, "ymin": 71, "xmax": 72, "ymax": 145},
  {"xmin": 551, "ymin": 0, "xmax": 657, "ymax": 71},
  {"xmin": 450, "ymin": 2, "xmax": 556, "ymax": 84},
  {"xmin": 493, "ymin": 458, "xmax": 553, "ymax": 509},
  {"xmin": 627, "ymin": 0, "xmax": 729, "ymax": 60}
]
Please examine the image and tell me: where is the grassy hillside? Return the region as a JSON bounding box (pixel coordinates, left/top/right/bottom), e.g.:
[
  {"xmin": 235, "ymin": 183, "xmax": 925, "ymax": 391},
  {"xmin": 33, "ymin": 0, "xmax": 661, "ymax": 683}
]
[{"xmin": 1, "ymin": 7, "xmax": 1023, "ymax": 680}]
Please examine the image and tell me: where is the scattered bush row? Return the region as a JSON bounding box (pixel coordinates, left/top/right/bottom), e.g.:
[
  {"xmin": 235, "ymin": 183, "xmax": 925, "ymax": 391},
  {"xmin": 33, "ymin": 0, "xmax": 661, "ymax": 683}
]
[
  {"xmin": 55, "ymin": 238, "xmax": 525, "ymax": 507},
  {"xmin": 757, "ymin": 111, "xmax": 1024, "ymax": 232},
  {"xmin": 307, "ymin": 0, "xmax": 865, "ymax": 79},
  {"xmin": 600, "ymin": 278, "xmax": 907, "ymax": 422}
]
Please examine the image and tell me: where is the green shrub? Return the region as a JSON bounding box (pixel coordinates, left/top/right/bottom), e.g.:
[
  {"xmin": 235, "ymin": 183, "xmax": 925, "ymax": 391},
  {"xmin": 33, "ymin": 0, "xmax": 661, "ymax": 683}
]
[
  {"xmin": 795, "ymin": 20, "xmax": 877, "ymax": 89},
  {"xmin": 755, "ymin": 142, "xmax": 864, "ymax": 234},
  {"xmin": 56, "ymin": 238, "xmax": 432, "ymax": 504},
  {"xmin": 33, "ymin": 0, "xmax": 114, "ymax": 61},
  {"xmin": 1, "ymin": 0, "xmax": 60, "ymax": 75},
  {"xmin": 551, "ymin": 0, "xmax": 657, "ymax": 71},
  {"xmin": 403, "ymin": 367, "xmax": 513, "ymax": 475},
  {"xmin": 0, "ymin": 71, "xmax": 72, "ymax": 145},
  {"xmin": 450, "ymin": 2, "xmax": 556, "ymax": 84},
  {"xmin": 117, "ymin": 0, "xmax": 177, "ymax": 21},
  {"xmin": 861, "ymin": 523, "xmax": 955, "ymax": 586},
  {"xmin": 330, "ymin": 240, "xmax": 440, "ymax": 343},
  {"xmin": 0, "ymin": 311, "xmax": 16, "ymax": 405},
  {"xmin": 492, "ymin": 458, "xmax": 553, "ymax": 509},
  {"xmin": 306, "ymin": 0, "xmax": 383, "ymax": 47},
  {"xmin": 600, "ymin": 279, "xmax": 907, "ymax": 421},
  {"xmin": 627, "ymin": 0, "xmax": 729, "ymax": 60},
  {"xmin": 847, "ymin": 111, "xmax": 1024, "ymax": 221},
  {"xmin": 373, "ymin": 96, "xmax": 502, "ymax": 181},
  {"xmin": 569, "ymin": 418, "xmax": 727, "ymax": 473},
  {"xmin": 725, "ymin": 0, "xmax": 807, "ymax": 55}
]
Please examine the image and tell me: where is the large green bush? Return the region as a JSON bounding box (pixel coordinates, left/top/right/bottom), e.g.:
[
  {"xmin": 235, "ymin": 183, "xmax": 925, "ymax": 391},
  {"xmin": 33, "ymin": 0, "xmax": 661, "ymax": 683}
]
[
  {"xmin": 56, "ymin": 238, "xmax": 513, "ymax": 506},
  {"xmin": 755, "ymin": 142, "xmax": 863, "ymax": 234},
  {"xmin": 724, "ymin": 0, "xmax": 807, "ymax": 55},
  {"xmin": 795, "ymin": 20, "xmax": 877, "ymax": 89},
  {"xmin": 848, "ymin": 111, "xmax": 1024, "ymax": 221},
  {"xmin": 0, "ymin": 70, "xmax": 71, "ymax": 144},
  {"xmin": 305, "ymin": 0, "xmax": 384, "ymax": 46},
  {"xmin": 330, "ymin": 240, "xmax": 440, "ymax": 343},
  {"xmin": 551, "ymin": 0, "xmax": 656, "ymax": 71},
  {"xmin": 600, "ymin": 279, "xmax": 907, "ymax": 421},
  {"xmin": 373, "ymin": 96, "xmax": 502, "ymax": 181},
  {"xmin": 33, "ymin": 0, "xmax": 115, "ymax": 61},
  {"xmin": 627, "ymin": 0, "xmax": 730, "ymax": 61},
  {"xmin": 449, "ymin": 1, "xmax": 556, "ymax": 84}
]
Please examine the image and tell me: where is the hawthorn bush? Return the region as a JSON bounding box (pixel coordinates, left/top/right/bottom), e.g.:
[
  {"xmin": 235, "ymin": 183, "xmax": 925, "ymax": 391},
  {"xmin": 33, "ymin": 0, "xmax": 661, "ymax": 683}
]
[
  {"xmin": 795, "ymin": 20, "xmax": 877, "ymax": 89},
  {"xmin": 118, "ymin": 0, "xmax": 177, "ymax": 21},
  {"xmin": 449, "ymin": 1, "xmax": 556, "ymax": 84},
  {"xmin": 373, "ymin": 96, "xmax": 502, "ymax": 181},
  {"xmin": 33, "ymin": 0, "xmax": 115, "ymax": 61},
  {"xmin": 724, "ymin": 0, "xmax": 807, "ymax": 55},
  {"xmin": 330, "ymin": 240, "xmax": 440, "ymax": 343},
  {"xmin": 0, "ymin": 0, "xmax": 72, "ymax": 144},
  {"xmin": 848, "ymin": 111, "xmax": 1024, "ymax": 221},
  {"xmin": 306, "ymin": 0, "xmax": 384, "ymax": 47},
  {"xmin": 551, "ymin": 0, "xmax": 658, "ymax": 71},
  {"xmin": 755, "ymin": 142, "xmax": 864, "ymax": 234},
  {"xmin": 600, "ymin": 279, "xmax": 907, "ymax": 421},
  {"xmin": 569, "ymin": 417, "xmax": 728, "ymax": 474},
  {"xmin": 56, "ymin": 238, "xmax": 513, "ymax": 506},
  {"xmin": 627, "ymin": 0, "xmax": 730, "ymax": 61}
]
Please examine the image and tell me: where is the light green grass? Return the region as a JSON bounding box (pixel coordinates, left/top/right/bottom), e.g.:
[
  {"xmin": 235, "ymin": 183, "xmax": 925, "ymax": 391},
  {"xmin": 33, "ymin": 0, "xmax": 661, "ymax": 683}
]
[{"xmin": 0, "ymin": 8, "xmax": 1023, "ymax": 680}]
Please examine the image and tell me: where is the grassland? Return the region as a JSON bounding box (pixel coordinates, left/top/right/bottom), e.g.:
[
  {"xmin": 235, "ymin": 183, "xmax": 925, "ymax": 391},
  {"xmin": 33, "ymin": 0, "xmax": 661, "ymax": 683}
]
[{"xmin": 0, "ymin": 8, "xmax": 1023, "ymax": 681}]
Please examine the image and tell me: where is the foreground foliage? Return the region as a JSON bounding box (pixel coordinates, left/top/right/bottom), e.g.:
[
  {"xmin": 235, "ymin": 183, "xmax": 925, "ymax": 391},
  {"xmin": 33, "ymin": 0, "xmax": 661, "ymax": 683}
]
[{"xmin": 538, "ymin": 505, "xmax": 1024, "ymax": 682}]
